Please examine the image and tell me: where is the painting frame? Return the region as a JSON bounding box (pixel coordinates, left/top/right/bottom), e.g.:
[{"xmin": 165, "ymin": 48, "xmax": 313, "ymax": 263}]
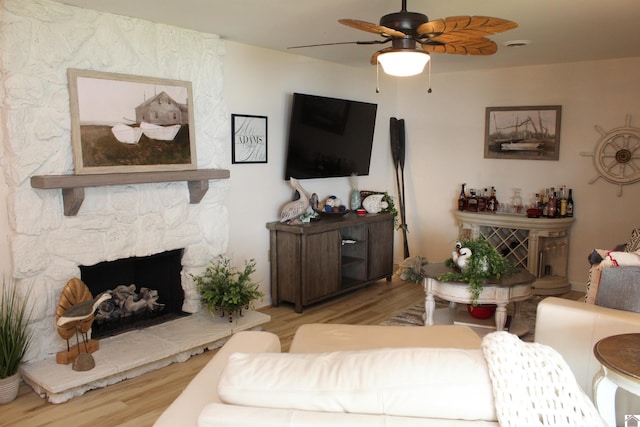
[
  {"xmin": 484, "ymin": 105, "xmax": 562, "ymax": 161},
  {"xmin": 67, "ymin": 68, "xmax": 197, "ymax": 175},
  {"xmin": 231, "ymin": 114, "xmax": 268, "ymax": 164}
]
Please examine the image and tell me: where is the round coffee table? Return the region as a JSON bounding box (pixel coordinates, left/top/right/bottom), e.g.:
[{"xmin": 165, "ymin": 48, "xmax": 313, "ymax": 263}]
[
  {"xmin": 422, "ymin": 263, "xmax": 535, "ymax": 334},
  {"xmin": 593, "ymin": 333, "xmax": 640, "ymax": 427}
]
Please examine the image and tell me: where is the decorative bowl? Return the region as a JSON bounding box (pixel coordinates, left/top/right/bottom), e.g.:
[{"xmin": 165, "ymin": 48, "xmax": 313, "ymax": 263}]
[{"xmin": 313, "ymin": 208, "xmax": 350, "ymax": 217}]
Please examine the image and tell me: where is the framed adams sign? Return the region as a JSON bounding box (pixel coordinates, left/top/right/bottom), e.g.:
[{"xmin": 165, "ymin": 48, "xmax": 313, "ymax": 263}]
[
  {"xmin": 231, "ymin": 114, "xmax": 268, "ymax": 164},
  {"xmin": 67, "ymin": 68, "xmax": 197, "ymax": 174}
]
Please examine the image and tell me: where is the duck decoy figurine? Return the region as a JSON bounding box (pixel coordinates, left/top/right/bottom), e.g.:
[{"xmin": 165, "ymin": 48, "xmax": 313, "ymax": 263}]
[
  {"xmin": 452, "ymin": 242, "xmax": 473, "ymax": 270},
  {"xmin": 57, "ymin": 291, "xmax": 112, "ymax": 327},
  {"xmin": 57, "ymin": 291, "xmax": 112, "ymax": 371},
  {"xmin": 280, "ymin": 178, "xmax": 310, "ymax": 224}
]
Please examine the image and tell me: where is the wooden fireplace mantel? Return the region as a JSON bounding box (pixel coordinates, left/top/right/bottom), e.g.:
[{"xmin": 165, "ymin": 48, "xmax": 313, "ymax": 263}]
[{"xmin": 30, "ymin": 169, "xmax": 230, "ymax": 216}]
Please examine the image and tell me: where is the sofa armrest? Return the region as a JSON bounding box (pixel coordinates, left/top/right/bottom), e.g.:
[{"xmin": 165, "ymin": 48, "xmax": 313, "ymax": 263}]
[
  {"xmin": 535, "ymin": 297, "xmax": 640, "ymax": 396},
  {"xmin": 153, "ymin": 331, "xmax": 281, "ymax": 427}
]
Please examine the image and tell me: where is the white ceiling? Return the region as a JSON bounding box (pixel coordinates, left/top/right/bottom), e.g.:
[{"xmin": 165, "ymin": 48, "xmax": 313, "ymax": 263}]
[{"xmin": 54, "ymin": 0, "xmax": 640, "ymax": 74}]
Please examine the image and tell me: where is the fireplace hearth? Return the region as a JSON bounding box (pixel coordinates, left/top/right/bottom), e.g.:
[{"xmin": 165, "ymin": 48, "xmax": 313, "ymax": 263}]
[{"xmin": 80, "ymin": 249, "xmax": 186, "ymax": 339}]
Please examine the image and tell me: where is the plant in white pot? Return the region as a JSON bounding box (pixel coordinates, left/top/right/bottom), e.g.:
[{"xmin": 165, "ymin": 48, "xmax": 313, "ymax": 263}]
[
  {"xmin": 192, "ymin": 256, "xmax": 264, "ymax": 322},
  {"xmin": 0, "ymin": 281, "xmax": 32, "ymax": 404}
]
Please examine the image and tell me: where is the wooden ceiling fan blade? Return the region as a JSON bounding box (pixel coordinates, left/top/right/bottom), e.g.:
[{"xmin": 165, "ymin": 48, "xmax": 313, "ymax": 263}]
[
  {"xmin": 339, "ymin": 19, "xmax": 407, "ymax": 38},
  {"xmin": 288, "ymin": 39, "xmax": 390, "ymax": 49},
  {"xmin": 417, "ymin": 15, "xmax": 517, "ymax": 38},
  {"xmin": 422, "ymin": 38, "xmax": 497, "ymax": 55}
]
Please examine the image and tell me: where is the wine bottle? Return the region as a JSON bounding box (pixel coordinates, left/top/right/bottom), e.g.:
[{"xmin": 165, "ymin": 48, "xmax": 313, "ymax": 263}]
[{"xmin": 566, "ymin": 189, "xmax": 574, "ymax": 217}]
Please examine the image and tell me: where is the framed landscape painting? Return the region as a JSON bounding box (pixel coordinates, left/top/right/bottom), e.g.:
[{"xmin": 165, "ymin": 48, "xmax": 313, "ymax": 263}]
[
  {"xmin": 484, "ymin": 105, "xmax": 562, "ymax": 160},
  {"xmin": 67, "ymin": 68, "xmax": 197, "ymax": 174}
]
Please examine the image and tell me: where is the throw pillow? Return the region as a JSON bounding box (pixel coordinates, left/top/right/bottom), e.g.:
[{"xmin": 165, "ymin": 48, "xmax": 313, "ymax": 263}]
[
  {"xmin": 627, "ymin": 228, "xmax": 640, "ymax": 252},
  {"xmin": 595, "ymin": 267, "xmax": 640, "ymax": 312},
  {"xmin": 585, "ymin": 248, "xmax": 640, "ymax": 304}
]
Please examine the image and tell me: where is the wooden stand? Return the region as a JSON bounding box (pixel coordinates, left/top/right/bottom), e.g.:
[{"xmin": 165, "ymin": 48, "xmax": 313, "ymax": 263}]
[{"xmin": 56, "ymin": 339, "xmax": 100, "ymax": 365}]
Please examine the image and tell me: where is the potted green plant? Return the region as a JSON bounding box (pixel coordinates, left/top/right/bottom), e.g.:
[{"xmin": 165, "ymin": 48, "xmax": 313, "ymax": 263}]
[
  {"xmin": 396, "ymin": 255, "xmax": 429, "ymax": 283},
  {"xmin": 0, "ymin": 281, "xmax": 32, "ymax": 404},
  {"xmin": 192, "ymin": 255, "xmax": 264, "ymax": 322},
  {"xmin": 439, "ymin": 238, "xmax": 515, "ymax": 306}
]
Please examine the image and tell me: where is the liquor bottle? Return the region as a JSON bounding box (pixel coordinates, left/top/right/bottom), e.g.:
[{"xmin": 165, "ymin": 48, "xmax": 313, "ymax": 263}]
[
  {"xmin": 458, "ymin": 183, "xmax": 467, "ymax": 211},
  {"xmin": 541, "ymin": 189, "xmax": 548, "ymax": 217},
  {"xmin": 547, "ymin": 191, "xmax": 556, "ymax": 218},
  {"xmin": 559, "ymin": 186, "xmax": 567, "ymax": 217},
  {"xmin": 488, "ymin": 186, "xmax": 498, "ymax": 213},
  {"xmin": 467, "ymin": 189, "xmax": 478, "ymax": 212},
  {"xmin": 478, "ymin": 188, "xmax": 488, "ymax": 212},
  {"xmin": 566, "ymin": 189, "xmax": 574, "ymax": 217}
]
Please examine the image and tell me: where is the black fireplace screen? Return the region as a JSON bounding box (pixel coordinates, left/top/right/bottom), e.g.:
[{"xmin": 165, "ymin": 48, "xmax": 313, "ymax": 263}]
[{"xmin": 80, "ymin": 248, "xmax": 185, "ymax": 338}]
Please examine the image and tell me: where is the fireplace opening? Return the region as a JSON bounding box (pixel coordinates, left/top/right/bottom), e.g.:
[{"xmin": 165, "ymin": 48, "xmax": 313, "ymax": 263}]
[{"xmin": 80, "ymin": 249, "xmax": 186, "ymax": 339}]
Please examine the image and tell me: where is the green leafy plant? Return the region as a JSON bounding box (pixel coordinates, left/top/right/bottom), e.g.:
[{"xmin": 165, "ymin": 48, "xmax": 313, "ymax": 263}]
[
  {"xmin": 382, "ymin": 192, "xmax": 399, "ymax": 227},
  {"xmin": 192, "ymin": 256, "xmax": 264, "ymax": 322},
  {"xmin": 439, "ymin": 238, "xmax": 516, "ymax": 305},
  {"xmin": 0, "ymin": 281, "xmax": 32, "ymax": 379}
]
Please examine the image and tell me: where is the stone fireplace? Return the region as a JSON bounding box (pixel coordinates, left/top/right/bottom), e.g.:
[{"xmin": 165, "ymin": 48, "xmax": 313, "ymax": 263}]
[{"xmin": 1, "ymin": 0, "xmax": 233, "ymax": 363}]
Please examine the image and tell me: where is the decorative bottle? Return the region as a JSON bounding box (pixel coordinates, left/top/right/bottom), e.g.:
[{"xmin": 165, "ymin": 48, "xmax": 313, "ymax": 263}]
[
  {"xmin": 349, "ymin": 173, "xmax": 361, "ymax": 210},
  {"xmin": 512, "ymin": 189, "xmax": 523, "ymax": 214}
]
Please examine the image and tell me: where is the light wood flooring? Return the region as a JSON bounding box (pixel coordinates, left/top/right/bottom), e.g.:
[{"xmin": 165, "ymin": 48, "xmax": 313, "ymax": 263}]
[{"xmin": 2, "ymin": 276, "xmax": 424, "ymax": 427}]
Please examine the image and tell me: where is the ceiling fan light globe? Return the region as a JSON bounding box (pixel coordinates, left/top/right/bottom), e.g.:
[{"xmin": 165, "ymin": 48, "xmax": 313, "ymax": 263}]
[{"xmin": 377, "ymin": 51, "xmax": 430, "ymax": 77}]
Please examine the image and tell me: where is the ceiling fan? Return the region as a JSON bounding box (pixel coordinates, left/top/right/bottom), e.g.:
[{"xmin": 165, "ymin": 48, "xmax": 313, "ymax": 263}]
[{"xmin": 291, "ymin": 0, "xmax": 518, "ymax": 78}]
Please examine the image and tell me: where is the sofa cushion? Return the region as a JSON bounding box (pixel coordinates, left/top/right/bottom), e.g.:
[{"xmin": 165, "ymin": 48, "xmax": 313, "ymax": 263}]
[
  {"xmin": 217, "ymin": 347, "xmax": 497, "ymax": 421},
  {"xmin": 595, "ymin": 267, "xmax": 640, "ymax": 312}
]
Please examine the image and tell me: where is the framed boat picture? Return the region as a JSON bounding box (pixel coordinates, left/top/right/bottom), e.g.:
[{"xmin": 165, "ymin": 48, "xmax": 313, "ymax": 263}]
[
  {"xmin": 484, "ymin": 105, "xmax": 562, "ymax": 160},
  {"xmin": 67, "ymin": 68, "xmax": 197, "ymax": 174}
]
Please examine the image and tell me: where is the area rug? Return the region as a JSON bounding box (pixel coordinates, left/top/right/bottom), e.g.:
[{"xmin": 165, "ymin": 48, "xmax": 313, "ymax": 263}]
[{"xmin": 380, "ymin": 295, "xmax": 548, "ymax": 342}]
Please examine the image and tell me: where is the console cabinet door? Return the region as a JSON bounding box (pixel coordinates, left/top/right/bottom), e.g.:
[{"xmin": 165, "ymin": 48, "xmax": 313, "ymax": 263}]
[
  {"xmin": 302, "ymin": 230, "xmax": 341, "ymax": 304},
  {"xmin": 367, "ymin": 219, "xmax": 394, "ymax": 280}
]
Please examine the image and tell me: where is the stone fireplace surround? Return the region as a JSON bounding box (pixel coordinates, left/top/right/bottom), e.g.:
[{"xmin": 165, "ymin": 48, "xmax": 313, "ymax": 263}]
[
  {"xmin": 2, "ymin": 0, "xmax": 272, "ymax": 402},
  {"xmin": 2, "ymin": 0, "xmax": 230, "ymax": 362}
]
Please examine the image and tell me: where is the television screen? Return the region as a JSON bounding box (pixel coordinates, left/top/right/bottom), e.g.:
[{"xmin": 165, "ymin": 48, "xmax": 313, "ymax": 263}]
[{"xmin": 284, "ymin": 93, "xmax": 377, "ymax": 180}]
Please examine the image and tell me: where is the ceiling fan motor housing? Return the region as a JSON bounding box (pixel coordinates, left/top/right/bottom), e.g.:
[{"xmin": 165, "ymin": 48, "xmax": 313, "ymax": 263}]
[{"xmin": 380, "ymin": 12, "xmax": 428, "ymax": 35}]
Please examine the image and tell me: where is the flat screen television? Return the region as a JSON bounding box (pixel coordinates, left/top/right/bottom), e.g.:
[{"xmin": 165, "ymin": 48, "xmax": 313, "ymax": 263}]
[{"xmin": 284, "ymin": 93, "xmax": 378, "ymax": 180}]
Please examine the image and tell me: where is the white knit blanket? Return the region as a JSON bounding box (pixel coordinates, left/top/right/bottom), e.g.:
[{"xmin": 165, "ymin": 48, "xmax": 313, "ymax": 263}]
[{"xmin": 481, "ymin": 332, "xmax": 607, "ymax": 427}]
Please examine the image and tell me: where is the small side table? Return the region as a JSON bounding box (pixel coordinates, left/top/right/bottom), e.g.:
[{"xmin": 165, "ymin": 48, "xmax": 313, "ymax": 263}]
[{"xmin": 593, "ymin": 333, "xmax": 640, "ymax": 427}]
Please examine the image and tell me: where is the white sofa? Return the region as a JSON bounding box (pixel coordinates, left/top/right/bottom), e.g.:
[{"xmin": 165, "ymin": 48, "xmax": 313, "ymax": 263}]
[{"xmin": 154, "ymin": 322, "xmax": 602, "ymax": 427}]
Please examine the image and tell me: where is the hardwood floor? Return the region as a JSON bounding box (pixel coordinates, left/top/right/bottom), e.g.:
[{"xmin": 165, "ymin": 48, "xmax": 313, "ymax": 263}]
[{"xmin": 1, "ymin": 277, "xmax": 424, "ymax": 427}]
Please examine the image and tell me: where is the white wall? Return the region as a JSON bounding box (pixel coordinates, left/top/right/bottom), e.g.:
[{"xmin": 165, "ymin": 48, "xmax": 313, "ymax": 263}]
[
  {"xmin": 396, "ymin": 57, "xmax": 640, "ymax": 289},
  {"xmin": 222, "ymin": 41, "xmax": 398, "ymax": 304}
]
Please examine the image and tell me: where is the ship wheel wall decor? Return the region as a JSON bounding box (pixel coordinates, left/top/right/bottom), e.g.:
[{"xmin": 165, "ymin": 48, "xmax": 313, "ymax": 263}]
[{"xmin": 580, "ymin": 114, "xmax": 640, "ymax": 196}]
